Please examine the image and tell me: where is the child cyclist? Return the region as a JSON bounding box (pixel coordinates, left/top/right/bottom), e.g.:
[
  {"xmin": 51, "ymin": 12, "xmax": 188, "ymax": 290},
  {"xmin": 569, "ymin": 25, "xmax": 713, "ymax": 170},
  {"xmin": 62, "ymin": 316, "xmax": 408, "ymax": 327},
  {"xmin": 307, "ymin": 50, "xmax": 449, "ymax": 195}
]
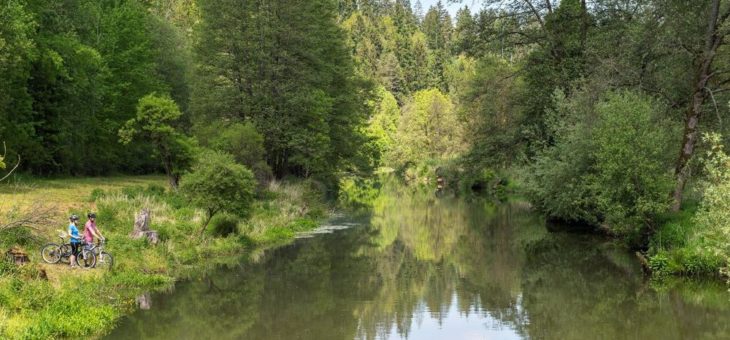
[{"xmin": 83, "ymin": 212, "xmax": 105, "ymax": 245}]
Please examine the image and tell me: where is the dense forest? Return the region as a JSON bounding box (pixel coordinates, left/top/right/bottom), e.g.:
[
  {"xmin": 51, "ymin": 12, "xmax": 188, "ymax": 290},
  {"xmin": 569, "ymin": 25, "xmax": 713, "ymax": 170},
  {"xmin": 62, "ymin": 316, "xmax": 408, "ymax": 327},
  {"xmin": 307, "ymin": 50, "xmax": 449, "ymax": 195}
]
[{"xmin": 1, "ymin": 0, "xmax": 730, "ymax": 277}]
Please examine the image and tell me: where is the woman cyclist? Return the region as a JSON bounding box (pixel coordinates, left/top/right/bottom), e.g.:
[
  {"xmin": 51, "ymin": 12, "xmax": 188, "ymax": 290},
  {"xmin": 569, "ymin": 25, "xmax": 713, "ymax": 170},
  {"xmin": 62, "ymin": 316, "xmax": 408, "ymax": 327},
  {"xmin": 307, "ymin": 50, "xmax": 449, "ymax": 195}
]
[{"xmin": 68, "ymin": 215, "xmax": 82, "ymax": 268}]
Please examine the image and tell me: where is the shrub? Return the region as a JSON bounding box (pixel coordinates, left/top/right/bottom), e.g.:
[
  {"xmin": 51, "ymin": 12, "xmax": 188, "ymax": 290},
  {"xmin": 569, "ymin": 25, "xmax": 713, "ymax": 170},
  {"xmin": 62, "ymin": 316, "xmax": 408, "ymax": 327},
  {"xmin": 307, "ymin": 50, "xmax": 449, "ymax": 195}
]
[
  {"xmin": 528, "ymin": 90, "xmax": 675, "ymax": 235},
  {"xmin": 211, "ymin": 122, "xmax": 265, "ymax": 167},
  {"xmin": 210, "ymin": 214, "xmax": 240, "ymax": 237},
  {"xmin": 591, "ymin": 91, "xmax": 674, "ymax": 233},
  {"xmin": 649, "ymin": 251, "xmax": 670, "ymax": 277},
  {"xmin": 690, "ymin": 133, "xmax": 730, "ymax": 276},
  {"xmin": 180, "ymin": 150, "xmax": 256, "ymax": 236},
  {"xmin": 208, "ymin": 122, "xmax": 273, "ymax": 186}
]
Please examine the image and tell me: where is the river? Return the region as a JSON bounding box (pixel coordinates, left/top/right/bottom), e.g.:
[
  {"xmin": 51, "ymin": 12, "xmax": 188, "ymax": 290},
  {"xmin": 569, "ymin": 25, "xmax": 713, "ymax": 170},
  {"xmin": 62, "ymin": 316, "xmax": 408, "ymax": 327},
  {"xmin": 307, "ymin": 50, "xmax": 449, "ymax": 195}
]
[{"xmin": 106, "ymin": 185, "xmax": 730, "ymax": 340}]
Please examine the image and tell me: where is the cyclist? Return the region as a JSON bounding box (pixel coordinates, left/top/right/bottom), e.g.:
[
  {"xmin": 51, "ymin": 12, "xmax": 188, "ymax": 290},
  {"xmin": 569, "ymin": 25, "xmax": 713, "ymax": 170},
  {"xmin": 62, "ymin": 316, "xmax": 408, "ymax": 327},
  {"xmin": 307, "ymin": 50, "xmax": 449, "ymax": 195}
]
[
  {"xmin": 68, "ymin": 215, "xmax": 82, "ymax": 268},
  {"xmin": 83, "ymin": 212, "xmax": 105, "ymax": 245}
]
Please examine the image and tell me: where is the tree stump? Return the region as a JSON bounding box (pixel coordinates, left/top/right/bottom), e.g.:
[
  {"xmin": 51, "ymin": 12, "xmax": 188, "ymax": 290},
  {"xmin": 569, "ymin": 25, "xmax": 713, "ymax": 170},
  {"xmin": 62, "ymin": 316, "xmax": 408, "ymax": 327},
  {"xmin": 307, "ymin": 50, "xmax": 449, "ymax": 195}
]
[
  {"xmin": 131, "ymin": 208, "xmax": 151, "ymax": 236},
  {"xmin": 145, "ymin": 231, "xmax": 159, "ymax": 245},
  {"xmin": 130, "ymin": 208, "xmax": 159, "ymax": 245},
  {"xmin": 6, "ymin": 247, "xmax": 29, "ymax": 265}
]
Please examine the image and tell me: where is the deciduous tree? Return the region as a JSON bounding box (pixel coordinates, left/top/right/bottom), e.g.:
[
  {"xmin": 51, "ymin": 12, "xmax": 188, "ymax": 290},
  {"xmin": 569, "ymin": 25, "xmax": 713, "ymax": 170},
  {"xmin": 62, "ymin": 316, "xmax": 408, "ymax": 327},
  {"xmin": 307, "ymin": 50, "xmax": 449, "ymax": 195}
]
[{"xmin": 180, "ymin": 150, "xmax": 255, "ymax": 236}]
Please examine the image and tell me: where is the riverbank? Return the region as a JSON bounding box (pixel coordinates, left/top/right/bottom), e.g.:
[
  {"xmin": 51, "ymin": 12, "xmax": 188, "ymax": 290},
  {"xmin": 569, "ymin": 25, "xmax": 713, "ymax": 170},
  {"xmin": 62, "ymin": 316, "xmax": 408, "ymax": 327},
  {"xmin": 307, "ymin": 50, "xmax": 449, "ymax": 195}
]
[
  {"xmin": 0, "ymin": 176, "xmax": 327, "ymax": 339},
  {"xmin": 106, "ymin": 184, "xmax": 730, "ymax": 339}
]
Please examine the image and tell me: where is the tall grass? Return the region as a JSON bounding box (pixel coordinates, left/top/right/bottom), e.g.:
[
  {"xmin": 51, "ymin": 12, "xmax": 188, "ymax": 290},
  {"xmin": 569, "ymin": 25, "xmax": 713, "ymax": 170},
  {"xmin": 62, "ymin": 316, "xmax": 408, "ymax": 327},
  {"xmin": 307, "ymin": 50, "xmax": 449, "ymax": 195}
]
[{"xmin": 0, "ymin": 176, "xmax": 327, "ymax": 338}]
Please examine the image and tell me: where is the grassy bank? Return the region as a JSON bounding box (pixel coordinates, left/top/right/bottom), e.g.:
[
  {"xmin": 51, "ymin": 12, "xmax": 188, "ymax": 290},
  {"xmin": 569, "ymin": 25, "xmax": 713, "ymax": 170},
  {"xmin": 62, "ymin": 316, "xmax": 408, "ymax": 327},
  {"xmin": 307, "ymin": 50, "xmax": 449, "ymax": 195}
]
[
  {"xmin": 0, "ymin": 176, "xmax": 327, "ymax": 339},
  {"xmin": 647, "ymin": 200, "xmax": 728, "ymax": 281}
]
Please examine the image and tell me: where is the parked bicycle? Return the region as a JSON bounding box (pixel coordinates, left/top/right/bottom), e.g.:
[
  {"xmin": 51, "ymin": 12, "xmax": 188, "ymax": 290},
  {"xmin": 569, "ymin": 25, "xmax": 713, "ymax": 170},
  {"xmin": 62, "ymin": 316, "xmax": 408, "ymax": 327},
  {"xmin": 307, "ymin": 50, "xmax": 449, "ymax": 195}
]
[
  {"xmin": 40, "ymin": 233, "xmax": 96, "ymax": 269},
  {"xmin": 85, "ymin": 239, "xmax": 113, "ymax": 270}
]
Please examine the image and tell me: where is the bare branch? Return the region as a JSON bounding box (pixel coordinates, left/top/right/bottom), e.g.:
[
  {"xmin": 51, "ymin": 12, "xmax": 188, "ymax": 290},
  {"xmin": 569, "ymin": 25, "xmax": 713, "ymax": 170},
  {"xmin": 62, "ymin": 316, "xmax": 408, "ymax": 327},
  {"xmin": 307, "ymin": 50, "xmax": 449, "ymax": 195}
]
[
  {"xmin": 0, "ymin": 155, "xmax": 20, "ymax": 183},
  {"xmin": 709, "ymin": 87, "xmax": 730, "ymax": 94},
  {"xmin": 705, "ymin": 86, "xmax": 722, "ymax": 127},
  {"xmin": 0, "ymin": 202, "xmax": 58, "ymax": 243},
  {"xmin": 522, "ymin": 0, "xmax": 546, "ymax": 29},
  {"xmin": 0, "ymin": 142, "xmax": 19, "ymax": 183}
]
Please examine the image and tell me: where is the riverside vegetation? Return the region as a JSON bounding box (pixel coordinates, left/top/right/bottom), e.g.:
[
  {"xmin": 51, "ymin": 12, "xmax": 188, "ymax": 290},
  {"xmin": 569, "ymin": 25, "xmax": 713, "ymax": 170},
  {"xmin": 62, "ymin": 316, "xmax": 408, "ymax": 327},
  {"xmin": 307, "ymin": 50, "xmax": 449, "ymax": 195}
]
[
  {"xmin": 0, "ymin": 176, "xmax": 328, "ymax": 338},
  {"xmin": 1, "ymin": 0, "xmax": 730, "ymax": 337}
]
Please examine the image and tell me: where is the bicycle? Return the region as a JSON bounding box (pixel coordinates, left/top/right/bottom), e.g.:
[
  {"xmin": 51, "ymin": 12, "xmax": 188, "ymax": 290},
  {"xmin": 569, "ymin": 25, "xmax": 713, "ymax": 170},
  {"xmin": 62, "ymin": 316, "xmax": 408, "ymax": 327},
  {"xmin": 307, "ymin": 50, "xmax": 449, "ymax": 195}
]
[
  {"xmin": 40, "ymin": 233, "xmax": 72, "ymax": 264},
  {"xmin": 40, "ymin": 234, "xmax": 96, "ymax": 269},
  {"xmin": 75, "ymin": 242, "xmax": 96, "ymax": 269},
  {"xmin": 86, "ymin": 239, "xmax": 113, "ymax": 270}
]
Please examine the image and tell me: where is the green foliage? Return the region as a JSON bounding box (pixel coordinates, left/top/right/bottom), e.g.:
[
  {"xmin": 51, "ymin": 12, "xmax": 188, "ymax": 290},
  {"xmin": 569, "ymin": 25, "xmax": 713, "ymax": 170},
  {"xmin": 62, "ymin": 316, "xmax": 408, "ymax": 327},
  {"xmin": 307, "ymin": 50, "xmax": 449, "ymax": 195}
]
[
  {"xmin": 338, "ymin": 175, "xmax": 381, "ymax": 209},
  {"xmin": 209, "ymin": 122, "xmax": 265, "ymax": 168},
  {"xmin": 520, "ymin": 0, "xmax": 590, "ymax": 150},
  {"xmin": 646, "ymin": 139, "xmax": 729, "ymax": 278},
  {"xmin": 209, "ymin": 214, "xmax": 240, "ymax": 237},
  {"xmin": 120, "ymin": 93, "xmax": 196, "ymax": 187},
  {"xmin": 455, "ymin": 55, "xmax": 524, "ymax": 170},
  {"xmin": 391, "ymin": 88, "xmax": 464, "ymax": 168},
  {"xmin": 203, "ymin": 121, "xmax": 273, "ymax": 185},
  {"xmin": 0, "ymin": 0, "xmax": 178, "ymax": 176},
  {"xmin": 180, "ymin": 150, "xmax": 256, "ymax": 233},
  {"xmin": 650, "ymin": 248, "xmax": 724, "ymax": 278},
  {"xmin": 366, "ymin": 87, "xmax": 400, "ymax": 167},
  {"xmin": 193, "ymin": 0, "xmax": 372, "ymax": 179},
  {"xmin": 0, "ymin": 0, "xmax": 36, "ymax": 172},
  {"xmin": 688, "ymin": 133, "xmax": 730, "ymax": 275},
  {"xmin": 591, "ymin": 91, "xmax": 674, "ymax": 233},
  {"xmin": 529, "ymin": 90, "xmax": 674, "ymax": 235}
]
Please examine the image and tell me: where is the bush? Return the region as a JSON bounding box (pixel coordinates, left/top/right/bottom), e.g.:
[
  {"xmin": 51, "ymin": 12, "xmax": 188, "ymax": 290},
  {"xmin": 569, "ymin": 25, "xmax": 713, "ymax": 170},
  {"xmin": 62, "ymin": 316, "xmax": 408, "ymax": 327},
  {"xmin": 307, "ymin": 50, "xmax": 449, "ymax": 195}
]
[
  {"xmin": 528, "ymin": 90, "xmax": 675, "ymax": 235},
  {"xmin": 207, "ymin": 122, "xmax": 273, "ymax": 186},
  {"xmin": 180, "ymin": 150, "xmax": 256, "ymax": 236},
  {"xmin": 688, "ymin": 133, "xmax": 730, "ymax": 276},
  {"xmin": 210, "ymin": 214, "xmax": 240, "ymax": 237},
  {"xmin": 591, "ymin": 91, "xmax": 674, "ymax": 233}
]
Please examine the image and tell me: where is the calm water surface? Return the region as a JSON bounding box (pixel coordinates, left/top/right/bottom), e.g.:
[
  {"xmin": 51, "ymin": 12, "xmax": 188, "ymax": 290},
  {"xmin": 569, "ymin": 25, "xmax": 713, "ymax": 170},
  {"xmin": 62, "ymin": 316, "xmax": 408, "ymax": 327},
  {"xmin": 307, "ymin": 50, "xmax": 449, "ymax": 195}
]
[{"xmin": 106, "ymin": 186, "xmax": 730, "ymax": 340}]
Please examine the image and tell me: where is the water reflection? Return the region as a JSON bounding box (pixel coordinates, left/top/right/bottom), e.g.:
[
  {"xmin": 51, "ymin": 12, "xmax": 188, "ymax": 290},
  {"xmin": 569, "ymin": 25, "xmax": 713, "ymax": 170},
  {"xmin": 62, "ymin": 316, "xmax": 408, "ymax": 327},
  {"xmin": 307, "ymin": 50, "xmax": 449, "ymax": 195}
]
[{"xmin": 106, "ymin": 186, "xmax": 730, "ymax": 340}]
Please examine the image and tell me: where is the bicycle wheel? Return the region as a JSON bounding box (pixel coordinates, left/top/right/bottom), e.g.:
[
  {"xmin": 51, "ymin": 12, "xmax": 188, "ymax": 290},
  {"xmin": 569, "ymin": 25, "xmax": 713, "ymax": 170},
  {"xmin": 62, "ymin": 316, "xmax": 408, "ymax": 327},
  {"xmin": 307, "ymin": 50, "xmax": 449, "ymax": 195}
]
[
  {"xmin": 40, "ymin": 243, "xmax": 62, "ymax": 264},
  {"xmin": 76, "ymin": 249, "xmax": 96, "ymax": 269},
  {"xmin": 59, "ymin": 244, "xmax": 72, "ymax": 264},
  {"xmin": 95, "ymin": 252, "xmax": 113, "ymax": 270}
]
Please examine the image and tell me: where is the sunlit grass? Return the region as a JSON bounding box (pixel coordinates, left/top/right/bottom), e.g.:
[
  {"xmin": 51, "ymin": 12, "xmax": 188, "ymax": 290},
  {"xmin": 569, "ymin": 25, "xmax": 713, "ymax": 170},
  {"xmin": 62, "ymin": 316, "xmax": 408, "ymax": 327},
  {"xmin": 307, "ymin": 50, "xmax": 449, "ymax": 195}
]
[
  {"xmin": 0, "ymin": 175, "xmax": 325, "ymax": 338},
  {"xmin": 0, "ymin": 175, "xmax": 166, "ymax": 221}
]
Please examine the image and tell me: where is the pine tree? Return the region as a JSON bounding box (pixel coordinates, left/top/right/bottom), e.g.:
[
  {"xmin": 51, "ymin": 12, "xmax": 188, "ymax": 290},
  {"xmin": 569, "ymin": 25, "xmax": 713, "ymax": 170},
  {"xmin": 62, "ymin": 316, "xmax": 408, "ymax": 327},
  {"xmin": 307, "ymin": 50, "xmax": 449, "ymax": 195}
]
[{"xmin": 194, "ymin": 0, "xmax": 372, "ymax": 179}]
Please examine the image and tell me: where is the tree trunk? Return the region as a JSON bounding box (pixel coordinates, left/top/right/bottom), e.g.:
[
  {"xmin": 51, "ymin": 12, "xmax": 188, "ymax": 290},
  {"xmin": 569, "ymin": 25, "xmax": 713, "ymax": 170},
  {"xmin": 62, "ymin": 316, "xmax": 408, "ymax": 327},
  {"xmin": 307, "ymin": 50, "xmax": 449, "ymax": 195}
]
[
  {"xmin": 672, "ymin": 94, "xmax": 704, "ymax": 211},
  {"xmin": 163, "ymin": 159, "xmax": 178, "ymax": 190},
  {"xmin": 168, "ymin": 174, "xmax": 179, "ymax": 190},
  {"xmin": 671, "ymin": 0, "xmax": 726, "ymax": 211},
  {"xmin": 199, "ymin": 211, "xmax": 215, "ymax": 237}
]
